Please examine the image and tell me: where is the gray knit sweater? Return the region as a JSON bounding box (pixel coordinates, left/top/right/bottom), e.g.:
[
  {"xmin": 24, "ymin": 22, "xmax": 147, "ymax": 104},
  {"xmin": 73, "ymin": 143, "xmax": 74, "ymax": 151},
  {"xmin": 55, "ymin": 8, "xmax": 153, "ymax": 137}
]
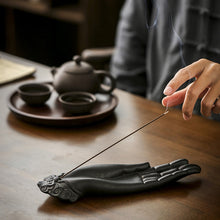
[{"xmin": 111, "ymin": 0, "xmax": 220, "ymax": 120}]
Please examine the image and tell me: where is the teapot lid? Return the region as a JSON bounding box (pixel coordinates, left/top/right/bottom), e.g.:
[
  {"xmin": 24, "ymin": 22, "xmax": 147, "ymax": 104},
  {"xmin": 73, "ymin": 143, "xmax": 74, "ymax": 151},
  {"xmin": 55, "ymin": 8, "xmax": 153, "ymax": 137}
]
[{"xmin": 64, "ymin": 55, "xmax": 93, "ymax": 74}]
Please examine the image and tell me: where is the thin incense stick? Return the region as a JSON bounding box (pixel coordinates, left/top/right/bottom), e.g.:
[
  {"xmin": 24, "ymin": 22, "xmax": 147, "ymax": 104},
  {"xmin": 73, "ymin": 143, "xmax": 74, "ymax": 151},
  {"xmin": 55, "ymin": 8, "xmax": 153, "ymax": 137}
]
[{"xmin": 60, "ymin": 109, "xmax": 169, "ymax": 178}]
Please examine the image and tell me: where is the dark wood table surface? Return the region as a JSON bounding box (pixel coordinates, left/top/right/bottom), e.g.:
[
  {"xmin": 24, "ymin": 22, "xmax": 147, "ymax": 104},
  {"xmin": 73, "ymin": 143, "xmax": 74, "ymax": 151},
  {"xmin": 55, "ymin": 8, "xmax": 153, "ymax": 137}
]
[{"xmin": 0, "ymin": 52, "xmax": 219, "ymax": 220}]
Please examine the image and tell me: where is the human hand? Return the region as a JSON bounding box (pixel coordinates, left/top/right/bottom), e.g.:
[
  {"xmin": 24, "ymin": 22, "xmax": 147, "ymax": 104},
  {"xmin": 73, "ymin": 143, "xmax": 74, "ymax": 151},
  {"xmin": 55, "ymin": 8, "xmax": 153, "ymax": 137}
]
[
  {"xmin": 38, "ymin": 159, "xmax": 201, "ymax": 202},
  {"xmin": 162, "ymin": 59, "xmax": 220, "ymax": 120}
]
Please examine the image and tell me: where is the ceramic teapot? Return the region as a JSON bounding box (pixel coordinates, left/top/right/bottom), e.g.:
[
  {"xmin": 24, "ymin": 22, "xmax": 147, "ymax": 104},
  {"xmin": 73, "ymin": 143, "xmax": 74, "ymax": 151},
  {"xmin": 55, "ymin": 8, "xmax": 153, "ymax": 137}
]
[{"xmin": 51, "ymin": 56, "xmax": 116, "ymax": 94}]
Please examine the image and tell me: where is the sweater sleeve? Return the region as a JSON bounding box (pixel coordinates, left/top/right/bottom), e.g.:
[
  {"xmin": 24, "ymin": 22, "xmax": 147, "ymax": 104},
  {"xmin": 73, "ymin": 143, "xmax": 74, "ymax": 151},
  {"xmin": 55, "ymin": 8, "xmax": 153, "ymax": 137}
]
[{"xmin": 110, "ymin": 0, "xmax": 148, "ymax": 96}]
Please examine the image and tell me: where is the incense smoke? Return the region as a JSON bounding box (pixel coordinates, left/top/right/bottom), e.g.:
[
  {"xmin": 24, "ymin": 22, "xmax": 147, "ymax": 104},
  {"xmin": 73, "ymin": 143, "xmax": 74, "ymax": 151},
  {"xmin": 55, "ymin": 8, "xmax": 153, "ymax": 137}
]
[{"xmin": 145, "ymin": 0, "xmax": 189, "ymax": 109}]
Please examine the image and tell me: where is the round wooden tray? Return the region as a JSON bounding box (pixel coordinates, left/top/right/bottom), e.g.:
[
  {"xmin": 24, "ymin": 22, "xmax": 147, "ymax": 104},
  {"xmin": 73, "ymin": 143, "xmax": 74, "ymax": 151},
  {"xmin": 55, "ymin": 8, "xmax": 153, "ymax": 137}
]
[{"xmin": 8, "ymin": 89, "xmax": 118, "ymax": 126}]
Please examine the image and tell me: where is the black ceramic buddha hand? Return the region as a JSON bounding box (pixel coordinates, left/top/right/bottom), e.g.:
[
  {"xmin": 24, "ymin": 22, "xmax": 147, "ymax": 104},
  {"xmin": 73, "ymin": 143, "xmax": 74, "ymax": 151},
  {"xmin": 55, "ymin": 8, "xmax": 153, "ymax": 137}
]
[{"xmin": 37, "ymin": 159, "xmax": 201, "ymax": 202}]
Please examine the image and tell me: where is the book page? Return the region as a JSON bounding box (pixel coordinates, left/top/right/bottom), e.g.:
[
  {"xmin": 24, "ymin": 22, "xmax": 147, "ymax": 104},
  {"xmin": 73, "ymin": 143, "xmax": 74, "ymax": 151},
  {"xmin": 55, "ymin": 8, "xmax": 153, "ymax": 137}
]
[{"xmin": 0, "ymin": 58, "xmax": 36, "ymax": 85}]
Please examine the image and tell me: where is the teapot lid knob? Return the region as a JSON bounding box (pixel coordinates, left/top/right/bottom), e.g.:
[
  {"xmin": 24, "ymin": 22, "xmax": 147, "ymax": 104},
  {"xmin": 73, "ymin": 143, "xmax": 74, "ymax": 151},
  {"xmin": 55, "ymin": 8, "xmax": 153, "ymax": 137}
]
[{"xmin": 73, "ymin": 55, "xmax": 81, "ymax": 65}]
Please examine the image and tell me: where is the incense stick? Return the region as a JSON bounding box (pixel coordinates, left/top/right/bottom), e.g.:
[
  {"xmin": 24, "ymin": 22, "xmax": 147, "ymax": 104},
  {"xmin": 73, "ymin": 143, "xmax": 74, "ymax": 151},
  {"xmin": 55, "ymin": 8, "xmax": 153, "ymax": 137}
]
[{"xmin": 60, "ymin": 109, "xmax": 169, "ymax": 178}]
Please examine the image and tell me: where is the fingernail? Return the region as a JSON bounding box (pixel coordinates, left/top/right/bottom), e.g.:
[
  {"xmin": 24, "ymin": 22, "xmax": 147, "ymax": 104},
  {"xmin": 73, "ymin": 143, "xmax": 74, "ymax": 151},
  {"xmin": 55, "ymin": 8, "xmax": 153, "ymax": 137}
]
[
  {"xmin": 161, "ymin": 98, "xmax": 166, "ymax": 106},
  {"xmin": 163, "ymin": 86, "xmax": 173, "ymax": 95},
  {"xmin": 183, "ymin": 113, "xmax": 191, "ymax": 120}
]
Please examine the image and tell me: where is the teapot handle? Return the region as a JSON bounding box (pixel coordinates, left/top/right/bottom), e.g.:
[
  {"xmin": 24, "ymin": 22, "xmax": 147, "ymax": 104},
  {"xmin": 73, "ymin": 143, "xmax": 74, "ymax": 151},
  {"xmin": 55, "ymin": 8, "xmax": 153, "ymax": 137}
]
[{"xmin": 95, "ymin": 70, "xmax": 116, "ymax": 94}]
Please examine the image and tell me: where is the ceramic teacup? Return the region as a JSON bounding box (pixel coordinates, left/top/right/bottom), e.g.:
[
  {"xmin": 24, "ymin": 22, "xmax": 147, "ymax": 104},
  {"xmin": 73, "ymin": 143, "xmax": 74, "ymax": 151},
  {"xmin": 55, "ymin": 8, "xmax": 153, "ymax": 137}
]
[
  {"xmin": 18, "ymin": 83, "xmax": 53, "ymax": 105},
  {"xmin": 58, "ymin": 91, "xmax": 96, "ymax": 114}
]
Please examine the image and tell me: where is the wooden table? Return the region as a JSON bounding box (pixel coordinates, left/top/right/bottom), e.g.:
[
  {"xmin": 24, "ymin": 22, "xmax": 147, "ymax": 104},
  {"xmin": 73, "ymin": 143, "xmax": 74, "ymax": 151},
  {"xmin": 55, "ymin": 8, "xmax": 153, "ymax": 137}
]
[{"xmin": 0, "ymin": 52, "xmax": 219, "ymax": 219}]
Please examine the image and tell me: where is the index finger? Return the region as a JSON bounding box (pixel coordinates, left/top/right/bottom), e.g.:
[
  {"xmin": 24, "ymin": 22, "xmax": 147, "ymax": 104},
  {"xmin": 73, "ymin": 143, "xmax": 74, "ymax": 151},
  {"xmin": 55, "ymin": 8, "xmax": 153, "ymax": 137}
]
[{"xmin": 163, "ymin": 59, "xmax": 209, "ymax": 96}]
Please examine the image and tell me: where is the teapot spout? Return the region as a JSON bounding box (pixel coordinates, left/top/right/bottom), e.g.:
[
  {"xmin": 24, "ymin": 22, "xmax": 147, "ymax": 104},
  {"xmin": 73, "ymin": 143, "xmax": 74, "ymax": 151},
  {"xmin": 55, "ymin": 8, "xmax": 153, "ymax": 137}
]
[{"xmin": 51, "ymin": 67, "xmax": 57, "ymax": 76}]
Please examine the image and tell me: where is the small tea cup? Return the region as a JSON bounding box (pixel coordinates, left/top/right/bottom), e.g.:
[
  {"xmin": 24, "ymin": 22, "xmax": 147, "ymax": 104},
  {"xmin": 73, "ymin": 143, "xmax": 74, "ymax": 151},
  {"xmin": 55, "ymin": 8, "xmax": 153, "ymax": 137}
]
[
  {"xmin": 18, "ymin": 83, "xmax": 53, "ymax": 105},
  {"xmin": 58, "ymin": 91, "xmax": 96, "ymax": 114}
]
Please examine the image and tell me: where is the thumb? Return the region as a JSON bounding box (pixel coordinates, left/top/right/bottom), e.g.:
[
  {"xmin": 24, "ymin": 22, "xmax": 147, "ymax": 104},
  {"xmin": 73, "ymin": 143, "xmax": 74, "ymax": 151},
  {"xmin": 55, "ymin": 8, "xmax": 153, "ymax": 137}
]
[{"xmin": 162, "ymin": 88, "xmax": 187, "ymax": 107}]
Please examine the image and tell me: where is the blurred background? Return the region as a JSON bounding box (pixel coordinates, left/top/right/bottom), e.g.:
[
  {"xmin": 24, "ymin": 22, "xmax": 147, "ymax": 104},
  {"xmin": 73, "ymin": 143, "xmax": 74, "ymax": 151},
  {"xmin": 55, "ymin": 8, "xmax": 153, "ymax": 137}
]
[{"xmin": 0, "ymin": 0, "xmax": 124, "ymax": 66}]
